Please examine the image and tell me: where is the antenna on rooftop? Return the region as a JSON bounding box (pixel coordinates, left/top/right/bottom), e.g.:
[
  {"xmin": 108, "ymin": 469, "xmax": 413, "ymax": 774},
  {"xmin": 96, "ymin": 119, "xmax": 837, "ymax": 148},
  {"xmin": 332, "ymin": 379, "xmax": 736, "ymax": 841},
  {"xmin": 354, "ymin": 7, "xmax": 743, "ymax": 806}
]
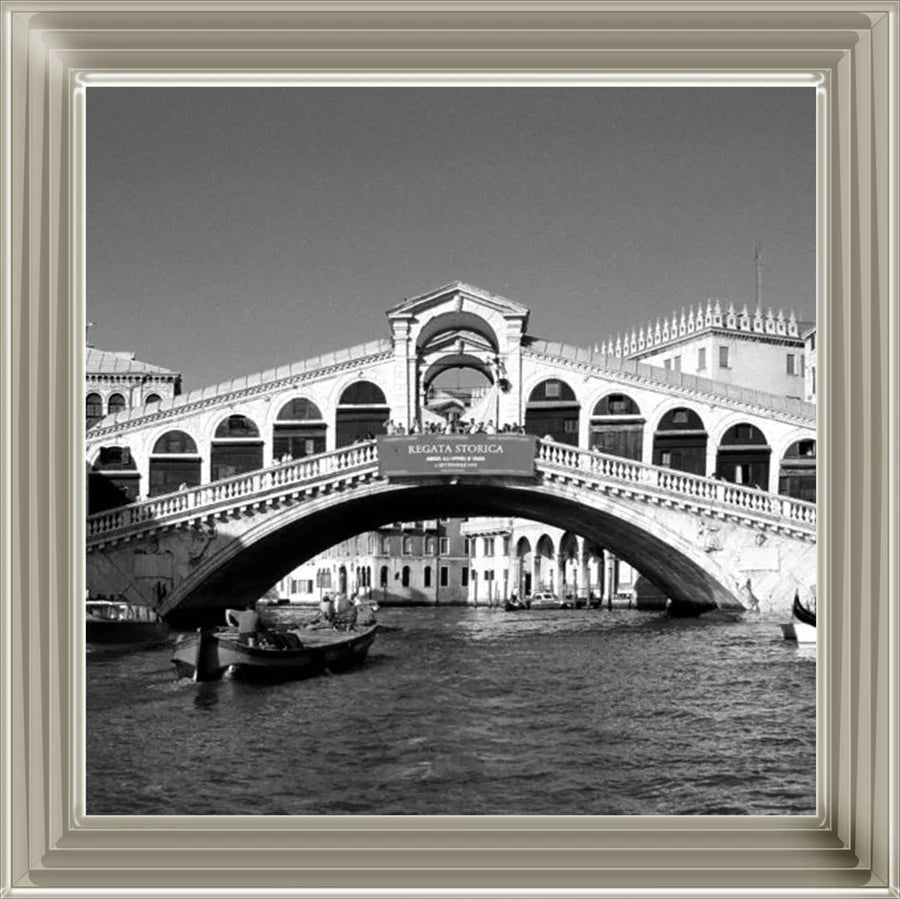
[{"xmin": 754, "ymin": 240, "xmax": 762, "ymax": 307}]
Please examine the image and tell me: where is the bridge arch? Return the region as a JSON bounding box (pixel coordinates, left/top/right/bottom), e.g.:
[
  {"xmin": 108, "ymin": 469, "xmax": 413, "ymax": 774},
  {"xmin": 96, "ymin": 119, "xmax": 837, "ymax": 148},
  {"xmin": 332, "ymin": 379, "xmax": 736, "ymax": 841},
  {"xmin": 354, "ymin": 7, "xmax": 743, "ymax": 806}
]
[
  {"xmin": 156, "ymin": 474, "xmax": 785, "ymax": 623},
  {"xmin": 415, "ymin": 310, "xmax": 500, "ymax": 354},
  {"xmin": 420, "ymin": 353, "xmax": 493, "ymax": 391}
]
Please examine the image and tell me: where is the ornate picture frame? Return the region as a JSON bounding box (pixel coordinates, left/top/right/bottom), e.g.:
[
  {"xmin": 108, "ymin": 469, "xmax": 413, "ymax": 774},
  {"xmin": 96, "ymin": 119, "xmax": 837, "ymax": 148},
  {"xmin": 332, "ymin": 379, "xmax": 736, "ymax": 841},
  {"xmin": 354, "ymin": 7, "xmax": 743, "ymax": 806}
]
[{"xmin": 2, "ymin": 2, "xmax": 896, "ymax": 895}]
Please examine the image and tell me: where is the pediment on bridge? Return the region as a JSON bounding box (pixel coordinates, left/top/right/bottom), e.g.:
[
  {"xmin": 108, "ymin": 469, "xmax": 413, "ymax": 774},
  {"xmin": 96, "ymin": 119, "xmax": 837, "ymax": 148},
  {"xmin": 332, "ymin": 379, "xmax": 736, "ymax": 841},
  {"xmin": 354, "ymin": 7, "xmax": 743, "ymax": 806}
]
[{"xmin": 386, "ymin": 281, "xmax": 530, "ymax": 323}]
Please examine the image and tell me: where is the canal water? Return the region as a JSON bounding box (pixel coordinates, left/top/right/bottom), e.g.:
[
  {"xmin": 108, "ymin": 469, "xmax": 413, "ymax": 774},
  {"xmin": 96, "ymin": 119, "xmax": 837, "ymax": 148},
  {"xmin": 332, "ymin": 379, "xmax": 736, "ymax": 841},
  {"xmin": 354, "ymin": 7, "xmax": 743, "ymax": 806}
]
[{"xmin": 86, "ymin": 607, "xmax": 816, "ymax": 816}]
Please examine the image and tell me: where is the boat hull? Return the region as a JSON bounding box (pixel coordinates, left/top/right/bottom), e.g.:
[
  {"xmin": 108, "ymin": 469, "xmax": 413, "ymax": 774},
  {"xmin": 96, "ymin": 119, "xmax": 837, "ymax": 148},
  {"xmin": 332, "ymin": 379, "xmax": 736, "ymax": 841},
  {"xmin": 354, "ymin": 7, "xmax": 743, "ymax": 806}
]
[
  {"xmin": 781, "ymin": 621, "xmax": 816, "ymax": 644},
  {"xmin": 87, "ymin": 619, "xmax": 169, "ymax": 647},
  {"xmin": 172, "ymin": 625, "xmax": 378, "ymax": 682}
]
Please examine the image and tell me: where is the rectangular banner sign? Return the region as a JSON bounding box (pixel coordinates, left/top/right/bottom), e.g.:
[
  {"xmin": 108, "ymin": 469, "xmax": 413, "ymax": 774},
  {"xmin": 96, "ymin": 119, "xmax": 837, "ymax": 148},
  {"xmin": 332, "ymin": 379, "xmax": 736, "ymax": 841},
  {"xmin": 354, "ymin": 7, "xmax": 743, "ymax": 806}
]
[{"xmin": 378, "ymin": 434, "xmax": 537, "ymax": 478}]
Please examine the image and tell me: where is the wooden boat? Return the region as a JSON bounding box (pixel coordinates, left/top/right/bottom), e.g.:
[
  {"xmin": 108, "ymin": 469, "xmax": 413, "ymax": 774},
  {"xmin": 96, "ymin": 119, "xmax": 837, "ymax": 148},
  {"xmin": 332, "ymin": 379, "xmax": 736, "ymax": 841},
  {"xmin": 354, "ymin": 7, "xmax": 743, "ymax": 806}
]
[
  {"xmin": 86, "ymin": 600, "xmax": 169, "ymax": 649},
  {"xmin": 172, "ymin": 622, "xmax": 378, "ymax": 682},
  {"xmin": 781, "ymin": 593, "xmax": 816, "ymax": 644}
]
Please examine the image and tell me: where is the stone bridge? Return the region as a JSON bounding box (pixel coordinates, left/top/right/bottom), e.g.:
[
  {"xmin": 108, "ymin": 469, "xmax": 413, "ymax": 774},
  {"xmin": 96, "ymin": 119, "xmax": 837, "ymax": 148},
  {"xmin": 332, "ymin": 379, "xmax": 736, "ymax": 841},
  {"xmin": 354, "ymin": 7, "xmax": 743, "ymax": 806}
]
[{"xmin": 86, "ymin": 439, "xmax": 816, "ymax": 625}]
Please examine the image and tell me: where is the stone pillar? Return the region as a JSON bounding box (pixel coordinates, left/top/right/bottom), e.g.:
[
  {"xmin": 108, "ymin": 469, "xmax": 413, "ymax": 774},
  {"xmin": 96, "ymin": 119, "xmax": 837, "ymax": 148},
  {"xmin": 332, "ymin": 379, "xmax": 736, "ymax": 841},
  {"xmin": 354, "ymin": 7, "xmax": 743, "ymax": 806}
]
[
  {"xmin": 603, "ymin": 552, "xmax": 616, "ymax": 603},
  {"xmin": 579, "ymin": 543, "xmax": 590, "ymax": 601},
  {"xmin": 389, "ymin": 316, "xmax": 414, "ymax": 430},
  {"xmin": 705, "ymin": 439, "xmax": 718, "ymax": 480},
  {"xmin": 768, "ymin": 450, "xmax": 780, "ymax": 495}
]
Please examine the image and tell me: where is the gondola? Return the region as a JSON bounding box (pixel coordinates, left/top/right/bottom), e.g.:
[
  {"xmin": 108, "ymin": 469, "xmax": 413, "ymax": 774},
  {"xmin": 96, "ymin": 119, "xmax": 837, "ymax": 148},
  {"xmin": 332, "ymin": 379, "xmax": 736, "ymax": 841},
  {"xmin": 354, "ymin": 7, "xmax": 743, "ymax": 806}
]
[
  {"xmin": 172, "ymin": 620, "xmax": 378, "ymax": 682},
  {"xmin": 780, "ymin": 592, "xmax": 816, "ymax": 644}
]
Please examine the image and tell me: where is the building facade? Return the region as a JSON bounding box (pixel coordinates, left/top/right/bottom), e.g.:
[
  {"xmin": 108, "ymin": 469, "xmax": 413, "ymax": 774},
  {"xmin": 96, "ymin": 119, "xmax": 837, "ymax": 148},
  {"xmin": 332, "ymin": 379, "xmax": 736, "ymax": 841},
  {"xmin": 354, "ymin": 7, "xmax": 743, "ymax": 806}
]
[
  {"xmin": 86, "ymin": 345, "xmax": 182, "ymax": 511},
  {"xmin": 275, "ymin": 519, "xmax": 469, "ymax": 606}
]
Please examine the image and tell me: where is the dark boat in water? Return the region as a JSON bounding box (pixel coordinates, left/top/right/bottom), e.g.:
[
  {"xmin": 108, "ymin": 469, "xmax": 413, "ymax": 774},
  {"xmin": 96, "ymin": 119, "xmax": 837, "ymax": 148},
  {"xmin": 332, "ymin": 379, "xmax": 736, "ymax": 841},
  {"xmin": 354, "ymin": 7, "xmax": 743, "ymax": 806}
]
[
  {"xmin": 781, "ymin": 592, "xmax": 816, "ymax": 643},
  {"xmin": 172, "ymin": 622, "xmax": 378, "ymax": 682},
  {"xmin": 86, "ymin": 600, "xmax": 169, "ymax": 649}
]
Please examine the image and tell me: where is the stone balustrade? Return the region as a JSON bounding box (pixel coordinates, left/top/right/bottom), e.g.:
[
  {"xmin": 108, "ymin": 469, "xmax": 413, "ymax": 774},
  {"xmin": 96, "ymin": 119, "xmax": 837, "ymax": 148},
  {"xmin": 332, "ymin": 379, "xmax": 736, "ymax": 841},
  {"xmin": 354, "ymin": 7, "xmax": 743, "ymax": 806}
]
[{"xmin": 87, "ymin": 438, "xmax": 815, "ymax": 547}]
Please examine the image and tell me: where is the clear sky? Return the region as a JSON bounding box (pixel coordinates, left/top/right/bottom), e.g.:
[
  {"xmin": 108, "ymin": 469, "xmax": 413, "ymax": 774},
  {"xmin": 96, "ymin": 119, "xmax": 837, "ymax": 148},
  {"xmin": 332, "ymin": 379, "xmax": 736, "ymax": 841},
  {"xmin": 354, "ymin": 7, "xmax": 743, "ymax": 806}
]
[{"xmin": 86, "ymin": 86, "xmax": 815, "ymax": 391}]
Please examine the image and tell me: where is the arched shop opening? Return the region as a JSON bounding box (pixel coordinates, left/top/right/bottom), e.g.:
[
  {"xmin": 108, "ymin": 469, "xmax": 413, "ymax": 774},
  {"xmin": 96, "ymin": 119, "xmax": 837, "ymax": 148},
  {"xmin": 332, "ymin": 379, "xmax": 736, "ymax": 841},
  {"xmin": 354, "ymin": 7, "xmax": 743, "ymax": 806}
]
[
  {"xmin": 590, "ymin": 393, "xmax": 644, "ymax": 460},
  {"xmin": 336, "ymin": 381, "xmax": 389, "ymax": 447},
  {"xmin": 149, "ymin": 430, "xmax": 202, "ymax": 496},
  {"xmin": 716, "ymin": 423, "xmax": 771, "ymax": 489},
  {"xmin": 525, "ymin": 379, "xmax": 580, "ymax": 446},
  {"xmin": 534, "ymin": 534, "xmax": 556, "ymax": 593},
  {"xmin": 273, "ymin": 398, "xmax": 326, "ymax": 460},
  {"xmin": 652, "ymin": 407, "xmax": 708, "ymax": 476},
  {"xmin": 210, "ymin": 414, "xmax": 263, "ymax": 482},
  {"xmin": 89, "ymin": 446, "xmax": 140, "ymax": 514},
  {"xmin": 779, "ymin": 439, "xmax": 817, "ymax": 502},
  {"xmin": 515, "ymin": 537, "xmax": 533, "ymax": 598}
]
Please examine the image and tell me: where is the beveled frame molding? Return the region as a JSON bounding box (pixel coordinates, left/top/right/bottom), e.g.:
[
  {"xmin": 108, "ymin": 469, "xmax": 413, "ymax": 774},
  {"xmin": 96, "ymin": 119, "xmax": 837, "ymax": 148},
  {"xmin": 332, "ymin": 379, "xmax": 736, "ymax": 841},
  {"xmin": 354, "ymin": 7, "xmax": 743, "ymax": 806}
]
[{"xmin": 1, "ymin": 2, "xmax": 896, "ymax": 896}]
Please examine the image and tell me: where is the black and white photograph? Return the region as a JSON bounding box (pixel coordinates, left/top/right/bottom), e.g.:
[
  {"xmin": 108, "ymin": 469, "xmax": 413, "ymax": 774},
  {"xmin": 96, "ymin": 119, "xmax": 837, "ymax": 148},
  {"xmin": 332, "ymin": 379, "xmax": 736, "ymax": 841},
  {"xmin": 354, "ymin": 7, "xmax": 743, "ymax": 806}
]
[{"xmin": 84, "ymin": 85, "xmax": 818, "ymax": 816}]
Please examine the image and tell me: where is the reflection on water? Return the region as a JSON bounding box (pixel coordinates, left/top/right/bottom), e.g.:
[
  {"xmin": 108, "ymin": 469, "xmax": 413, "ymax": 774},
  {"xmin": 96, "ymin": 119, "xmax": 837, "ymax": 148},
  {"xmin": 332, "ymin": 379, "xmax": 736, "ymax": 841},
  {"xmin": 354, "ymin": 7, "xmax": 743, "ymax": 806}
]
[{"xmin": 86, "ymin": 607, "xmax": 815, "ymax": 816}]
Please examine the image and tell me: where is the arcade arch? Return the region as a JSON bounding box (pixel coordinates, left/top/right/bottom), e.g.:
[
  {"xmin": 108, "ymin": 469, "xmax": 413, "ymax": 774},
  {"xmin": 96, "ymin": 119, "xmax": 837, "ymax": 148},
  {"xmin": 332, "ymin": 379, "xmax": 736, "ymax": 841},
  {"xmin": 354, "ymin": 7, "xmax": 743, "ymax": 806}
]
[
  {"xmin": 88, "ymin": 445, "xmax": 139, "ymax": 514},
  {"xmin": 336, "ymin": 381, "xmax": 389, "ymax": 446},
  {"xmin": 779, "ymin": 438, "xmax": 816, "ymax": 502},
  {"xmin": 273, "ymin": 397, "xmax": 326, "ymax": 460},
  {"xmin": 589, "ymin": 392, "xmax": 644, "ymax": 460},
  {"xmin": 525, "ymin": 379, "xmax": 580, "ymax": 446},
  {"xmin": 149, "ymin": 429, "xmax": 202, "ymax": 496},
  {"xmin": 715, "ymin": 423, "xmax": 771, "ymax": 489},
  {"xmin": 211, "ymin": 414, "xmax": 263, "ymax": 482},
  {"xmin": 652, "ymin": 407, "xmax": 708, "ymax": 475}
]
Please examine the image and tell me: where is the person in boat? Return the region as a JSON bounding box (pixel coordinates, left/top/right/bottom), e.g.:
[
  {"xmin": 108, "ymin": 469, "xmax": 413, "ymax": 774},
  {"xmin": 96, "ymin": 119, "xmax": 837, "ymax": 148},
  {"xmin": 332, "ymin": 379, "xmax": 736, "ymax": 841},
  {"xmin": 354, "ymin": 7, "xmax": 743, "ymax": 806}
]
[
  {"xmin": 354, "ymin": 596, "xmax": 376, "ymax": 628},
  {"xmin": 333, "ymin": 593, "xmax": 356, "ymax": 630},
  {"xmin": 225, "ymin": 608, "xmax": 260, "ymax": 644},
  {"xmin": 313, "ymin": 594, "xmax": 335, "ymax": 626}
]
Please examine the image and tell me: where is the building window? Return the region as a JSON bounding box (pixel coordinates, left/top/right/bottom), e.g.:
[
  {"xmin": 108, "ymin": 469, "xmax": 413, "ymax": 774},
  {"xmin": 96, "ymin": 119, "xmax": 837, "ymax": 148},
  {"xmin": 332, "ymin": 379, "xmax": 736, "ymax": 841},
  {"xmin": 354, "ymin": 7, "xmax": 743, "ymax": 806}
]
[
  {"xmin": 402, "ymin": 537, "xmax": 413, "ymax": 555},
  {"xmin": 811, "ymin": 366, "xmax": 816, "ymax": 395},
  {"xmin": 484, "ymin": 537, "xmax": 495, "ymax": 556},
  {"xmin": 502, "ymin": 536, "xmax": 510, "ymax": 555},
  {"xmin": 440, "ymin": 537, "xmax": 449, "ymax": 554},
  {"xmin": 86, "ymin": 393, "xmax": 103, "ymax": 429},
  {"xmin": 661, "ymin": 451, "xmax": 672, "ymax": 467},
  {"xmin": 107, "ymin": 393, "xmax": 126, "ymax": 415},
  {"xmin": 719, "ymin": 346, "xmax": 730, "ymax": 369},
  {"xmin": 425, "ymin": 537, "xmax": 436, "ymax": 554},
  {"xmin": 545, "ymin": 381, "xmax": 561, "ymax": 398},
  {"xmin": 563, "ymin": 419, "xmax": 578, "ymax": 434},
  {"xmin": 664, "ymin": 358, "xmax": 672, "ymax": 371},
  {"xmin": 464, "ymin": 537, "xmax": 471, "ymax": 556},
  {"xmin": 381, "ymin": 537, "xmax": 391, "ymax": 554},
  {"xmin": 144, "ymin": 393, "xmax": 162, "ymax": 406},
  {"xmin": 424, "ymin": 566, "xmax": 432, "ymax": 588},
  {"xmin": 697, "ymin": 347, "xmax": 706, "ymax": 371},
  {"xmin": 787, "ymin": 353, "xmax": 797, "ymax": 375},
  {"xmin": 440, "ymin": 566, "xmax": 449, "ymax": 587},
  {"xmin": 674, "ymin": 356, "xmax": 681, "ymax": 372},
  {"xmin": 401, "ymin": 566, "xmax": 410, "ymax": 587},
  {"xmin": 461, "ymin": 568, "xmax": 469, "ymax": 587}
]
